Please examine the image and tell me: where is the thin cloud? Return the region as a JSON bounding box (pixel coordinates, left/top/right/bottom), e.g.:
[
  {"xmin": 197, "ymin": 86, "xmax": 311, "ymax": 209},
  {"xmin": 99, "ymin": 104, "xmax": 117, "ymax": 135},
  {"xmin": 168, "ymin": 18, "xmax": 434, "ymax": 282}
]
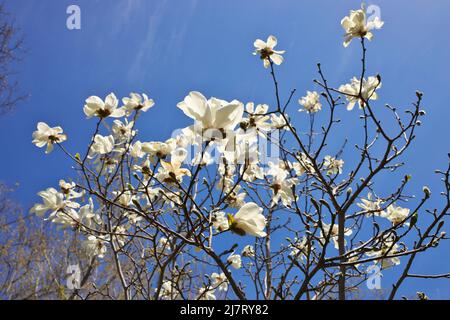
[{"xmin": 125, "ymin": 0, "xmax": 198, "ymax": 82}]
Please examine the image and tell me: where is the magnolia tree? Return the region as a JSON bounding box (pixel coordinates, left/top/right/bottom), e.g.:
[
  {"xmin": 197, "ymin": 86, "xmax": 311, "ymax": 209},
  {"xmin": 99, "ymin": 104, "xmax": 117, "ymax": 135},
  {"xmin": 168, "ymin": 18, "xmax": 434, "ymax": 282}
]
[{"xmin": 30, "ymin": 4, "xmax": 449, "ymax": 300}]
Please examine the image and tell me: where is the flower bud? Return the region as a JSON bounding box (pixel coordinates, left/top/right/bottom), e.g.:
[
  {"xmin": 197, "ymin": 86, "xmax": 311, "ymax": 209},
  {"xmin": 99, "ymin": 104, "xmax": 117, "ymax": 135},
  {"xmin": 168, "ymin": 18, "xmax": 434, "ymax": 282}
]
[
  {"xmin": 415, "ymin": 91, "xmax": 423, "ymax": 99},
  {"xmin": 422, "ymin": 186, "xmax": 431, "ymax": 198}
]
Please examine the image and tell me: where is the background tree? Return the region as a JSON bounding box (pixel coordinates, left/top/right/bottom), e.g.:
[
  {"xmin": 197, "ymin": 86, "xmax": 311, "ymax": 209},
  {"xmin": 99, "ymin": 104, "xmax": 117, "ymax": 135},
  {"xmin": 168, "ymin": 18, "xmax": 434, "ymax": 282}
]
[{"xmin": 0, "ymin": 2, "xmax": 25, "ymax": 115}]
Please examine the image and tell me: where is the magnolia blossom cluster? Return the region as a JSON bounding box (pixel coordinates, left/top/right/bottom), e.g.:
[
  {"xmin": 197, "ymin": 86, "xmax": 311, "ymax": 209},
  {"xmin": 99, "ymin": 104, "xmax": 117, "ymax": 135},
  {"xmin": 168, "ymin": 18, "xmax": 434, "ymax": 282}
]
[
  {"xmin": 358, "ymin": 193, "xmax": 411, "ymax": 227},
  {"xmin": 339, "ymin": 76, "xmax": 382, "ymax": 110},
  {"xmin": 27, "ymin": 4, "xmax": 422, "ymax": 300},
  {"xmin": 298, "ymin": 91, "xmax": 322, "ymax": 113},
  {"xmin": 30, "ymin": 89, "xmax": 279, "ymax": 260}
]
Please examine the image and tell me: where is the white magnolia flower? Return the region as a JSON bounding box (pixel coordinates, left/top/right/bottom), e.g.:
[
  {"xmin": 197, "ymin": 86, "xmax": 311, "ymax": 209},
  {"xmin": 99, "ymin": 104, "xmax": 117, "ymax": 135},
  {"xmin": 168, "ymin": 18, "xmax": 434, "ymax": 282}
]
[
  {"xmin": 267, "ymin": 161, "xmax": 288, "ymax": 182},
  {"xmin": 84, "ymin": 235, "xmax": 108, "ymax": 258},
  {"xmin": 177, "ymin": 91, "xmax": 244, "ymax": 131},
  {"xmin": 133, "ymin": 158, "xmax": 154, "ymax": 181},
  {"xmin": 366, "ymin": 235, "xmax": 401, "ymax": 269},
  {"xmin": 51, "ymin": 209, "xmax": 80, "ymax": 229},
  {"xmin": 32, "ymin": 122, "xmax": 67, "ymax": 154},
  {"xmin": 89, "ymin": 134, "xmax": 115, "ymax": 158},
  {"xmin": 142, "ymin": 140, "xmax": 176, "ymax": 160},
  {"xmin": 37, "ymin": 192, "xmax": 84, "ymax": 229},
  {"xmin": 253, "ymin": 35, "xmax": 285, "ymax": 68},
  {"xmin": 270, "ymin": 114, "xmax": 289, "ymax": 130},
  {"xmin": 30, "ymin": 187, "xmax": 80, "ymax": 218},
  {"xmin": 243, "ymin": 102, "xmax": 271, "ymax": 131},
  {"xmin": 292, "ymin": 153, "xmax": 315, "ymax": 176},
  {"xmin": 160, "ymin": 280, "xmax": 181, "ymax": 300},
  {"xmin": 78, "ymin": 198, "xmax": 98, "ymax": 228},
  {"xmin": 227, "ymin": 202, "xmax": 266, "ymax": 237},
  {"xmin": 130, "ymin": 141, "xmax": 145, "ymax": 158},
  {"xmin": 192, "ymin": 148, "xmax": 214, "ymax": 166},
  {"xmin": 122, "ymin": 92, "xmax": 154, "ymax": 114},
  {"xmin": 58, "ymin": 179, "xmax": 84, "ymax": 199},
  {"xmin": 241, "ymin": 245, "xmax": 255, "ymax": 258},
  {"xmin": 112, "ymin": 225, "xmax": 128, "ymax": 248},
  {"xmin": 298, "ymin": 91, "xmax": 322, "ymax": 113},
  {"xmin": 339, "ymin": 76, "xmax": 381, "ymax": 110},
  {"xmin": 227, "ymin": 253, "xmax": 242, "ymax": 269},
  {"xmin": 114, "ymin": 190, "xmax": 135, "ymax": 207},
  {"xmin": 156, "ymin": 148, "xmax": 191, "ymax": 183},
  {"xmin": 211, "ymin": 211, "xmax": 229, "ymax": 232},
  {"xmin": 197, "ymin": 287, "xmax": 216, "ymax": 300},
  {"xmin": 323, "ymin": 155, "xmax": 344, "ymax": 175},
  {"xmin": 266, "ymin": 162, "xmax": 297, "ymax": 207},
  {"xmin": 173, "ymin": 126, "xmax": 199, "ymax": 149},
  {"xmin": 273, "ymin": 179, "xmax": 297, "ymax": 207},
  {"xmin": 341, "ymin": 4, "xmax": 384, "ymax": 47},
  {"xmin": 289, "ymin": 236, "xmax": 308, "ymax": 261},
  {"xmin": 357, "ymin": 193, "xmax": 384, "ymax": 216},
  {"xmin": 112, "ymin": 119, "xmax": 135, "ymax": 141},
  {"xmin": 84, "ymin": 93, "xmax": 125, "ymax": 118},
  {"xmin": 225, "ymin": 190, "xmax": 247, "ymax": 209},
  {"xmin": 242, "ymin": 163, "xmax": 264, "ymax": 182},
  {"xmin": 59, "ymin": 179, "xmax": 75, "ymax": 192},
  {"xmin": 246, "ymin": 102, "xmax": 269, "ymax": 115},
  {"xmin": 211, "ymin": 273, "xmax": 228, "ymax": 291},
  {"xmin": 320, "ymin": 223, "xmax": 353, "ymax": 250},
  {"xmin": 381, "ymin": 204, "xmax": 410, "ymax": 227}
]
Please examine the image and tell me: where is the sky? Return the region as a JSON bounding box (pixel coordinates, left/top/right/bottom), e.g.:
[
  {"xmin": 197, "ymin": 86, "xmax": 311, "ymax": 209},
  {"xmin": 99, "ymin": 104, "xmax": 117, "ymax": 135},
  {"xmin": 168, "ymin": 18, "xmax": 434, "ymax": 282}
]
[{"xmin": 1, "ymin": 0, "xmax": 449, "ymax": 299}]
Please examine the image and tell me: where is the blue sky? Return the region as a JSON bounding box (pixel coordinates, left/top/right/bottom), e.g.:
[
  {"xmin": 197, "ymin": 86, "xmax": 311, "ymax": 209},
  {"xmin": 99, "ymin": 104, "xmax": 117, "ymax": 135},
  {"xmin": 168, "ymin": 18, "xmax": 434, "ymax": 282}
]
[{"xmin": 1, "ymin": 0, "xmax": 449, "ymax": 298}]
